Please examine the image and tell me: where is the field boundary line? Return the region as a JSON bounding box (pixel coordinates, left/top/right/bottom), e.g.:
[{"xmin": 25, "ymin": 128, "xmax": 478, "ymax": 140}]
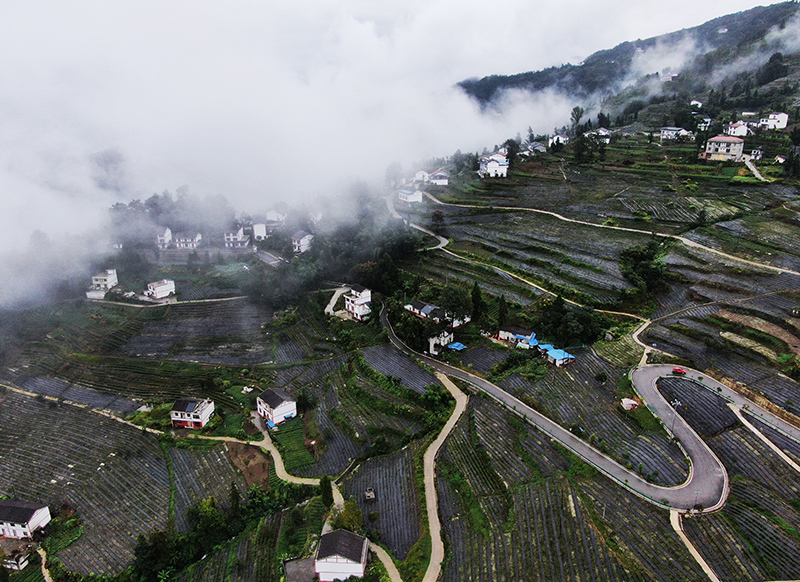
[{"xmin": 729, "ymin": 404, "xmax": 800, "ymax": 473}]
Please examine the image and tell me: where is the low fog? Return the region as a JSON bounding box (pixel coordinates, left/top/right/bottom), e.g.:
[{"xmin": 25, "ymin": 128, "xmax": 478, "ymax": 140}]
[{"xmin": 0, "ymin": 0, "xmax": 779, "ymax": 306}]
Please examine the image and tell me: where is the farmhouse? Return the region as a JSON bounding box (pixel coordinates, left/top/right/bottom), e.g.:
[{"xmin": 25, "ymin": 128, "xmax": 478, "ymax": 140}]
[
  {"xmin": 265, "ymin": 210, "xmax": 287, "ymax": 230},
  {"xmin": 344, "ymin": 285, "xmax": 371, "ymax": 321},
  {"xmin": 701, "ymin": 135, "xmax": 744, "ymax": 162},
  {"xmin": 479, "ymin": 153, "xmax": 509, "ymax": 178},
  {"xmin": 759, "ymin": 112, "xmax": 789, "ymax": 130},
  {"xmin": 174, "ymin": 232, "xmax": 202, "ymax": 249},
  {"xmin": 398, "ymin": 189, "xmax": 423, "ymax": 204},
  {"xmin": 660, "ymin": 127, "xmax": 693, "ymax": 141},
  {"xmin": 549, "ymin": 134, "xmax": 570, "ymax": 147},
  {"xmin": 724, "ymin": 122, "xmax": 750, "ymax": 137},
  {"xmin": 403, "ymin": 299, "xmax": 470, "ymax": 327},
  {"xmin": 256, "ymin": 388, "xmax": 297, "ymax": 427},
  {"xmin": 0, "ymin": 500, "xmax": 51, "ymax": 539},
  {"xmin": 87, "ymin": 269, "xmax": 119, "ymax": 299},
  {"xmin": 291, "ymin": 231, "xmax": 314, "ymax": 253},
  {"xmin": 693, "ymin": 113, "xmax": 712, "ymax": 131},
  {"xmin": 414, "ymin": 170, "xmax": 429, "ymax": 183},
  {"xmin": 224, "ymin": 227, "xmax": 251, "ymax": 248},
  {"xmin": 252, "ymin": 223, "xmax": 267, "ymax": 241},
  {"xmin": 314, "ymin": 529, "xmax": 369, "ymax": 582},
  {"xmin": 429, "ymin": 171, "xmax": 449, "ymax": 186},
  {"xmin": 3, "ymin": 550, "xmax": 31, "ymax": 571},
  {"xmin": 429, "ymin": 329, "xmax": 455, "ymax": 356},
  {"xmin": 156, "ymin": 227, "xmax": 172, "ymax": 249},
  {"xmin": 497, "ymin": 325, "xmax": 538, "ymax": 349},
  {"xmin": 546, "ymin": 348, "xmax": 576, "ymax": 367},
  {"xmin": 144, "ymin": 279, "xmax": 175, "ymax": 300},
  {"xmin": 586, "ymin": 127, "xmax": 611, "ymax": 144},
  {"xmin": 170, "ymin": 398, "xmax": 215, "ymax": 429}
]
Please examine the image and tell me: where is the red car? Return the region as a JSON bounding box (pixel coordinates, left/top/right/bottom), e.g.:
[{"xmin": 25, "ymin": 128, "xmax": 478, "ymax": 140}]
[{"xmin": 672, "ymin": 367, "xmax": 687, "ymax": 375}]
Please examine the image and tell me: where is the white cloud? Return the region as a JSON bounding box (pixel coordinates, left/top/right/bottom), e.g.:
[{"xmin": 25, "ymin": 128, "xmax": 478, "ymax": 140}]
[{"xmin": 0, "ymin": 0, "xmax": 780, "ymax": 256}]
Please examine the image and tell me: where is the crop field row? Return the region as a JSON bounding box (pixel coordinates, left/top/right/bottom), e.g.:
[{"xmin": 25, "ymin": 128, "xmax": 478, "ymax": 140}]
[
  {"xmin": 656, "ymin": 377, "xmax": 740, "ymax": 438},
  {"xmin": 14, "ymin": 375, "xmax": 138, "ymax": 415},
  {"xmin": 273, "ymin": 356, "xmax": 348, "ymax": 391},
  {"xmin": 360, "ymin": 345, "xmax": 440, "ymax": 394},
  {"xmin": 500, "ymin": 351, "xmax": 687, "ymax": 484},
  {"xmin": 743, "ymin": 413, "xmax": 800, "ymax": 463},
  {"xmin": 592, "ymin": 335, "xmax": 644, "ymax": 369},
  {"xmin": 170, "ymin": 445, "xmax": 249, "ymax": 532},
  {"xmin": 342, "ymin": 442, "xmax": 422, "ymax": 560},
  {"xmin": 458, "ymin": 346, "xmax": 509, "ymax": 375},
  {"xmin": 0, "ymin": 391, "xmax": 171, "ymax": 575}
]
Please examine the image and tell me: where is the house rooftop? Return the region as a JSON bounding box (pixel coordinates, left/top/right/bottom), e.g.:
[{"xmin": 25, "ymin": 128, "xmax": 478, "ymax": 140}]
[
  {"xmin": 708, "ymin": 135, "xmax": 744, "ymax": 143},
  {"xmin": 171, "ymin": 398, "xmax": 211, "ymax": 413},
  {"xmin": 316, "ymin": 529, "xmax": 368, "ymax": 563},
  {"xmin": 349, "ymin": 284, "xmax": 367, "ymax": 293},
  {"xmin": 0, "ymin": 500, "xmax": 46, "ymax": 524},
  {"xmin": 259, "ymin": 388, "xmax": 294, "ymax": 409},
  {"xmin": 291, "ymin": 230, "xmax": 310, "ymax": 240}
]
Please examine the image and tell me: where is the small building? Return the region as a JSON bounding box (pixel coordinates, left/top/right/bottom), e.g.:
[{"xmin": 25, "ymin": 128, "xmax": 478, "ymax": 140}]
[
  {"xmin": 536, "ymin": 343, "xmax": 554, "ymax": 356},
  {"xmin": 398, "ymin": 189, "xmax": 423, "ymax": 204},
  {"xmin": 479, "ymin": 153, "xmax": 508, "ymax": 178},
  {"xmin": 174, "ymin": 232, "xmax": 202, "ymax": 249},
  {"xmin": 157, "ymin": 227, "xmax": 172, "ymax": 250},
  {"xmin": 585, "ymin": 127, "xmax": 611, "ymax": 144},
  {"xmin": 621, "ymin": 398, "xmax": 639, "ymax": 411},
  {"xmin": 256, "ymin": 388, "xmax": 297, "ymax": 427},
  {"xmin": 759, "ymin": 112, "xmax": 789, "ymax": 130},
  {"xmin": 660, "ymin": 127, "xmax": 685, "ymax": 141},
  {"xmin": 429, "ymin": 330, "xmax": 454, "ymax": 356},
  {"xmin": 291, "ymin": 230, "xmax": 314, "ymax": 253},
  {"xmin": 750, "ymin": 148, "xmax": 764, "ymax": 161},
  {"xmin": 497, "ymin": 325, "xmax": 537, "ymax": 349},
  {"xmin": 314, "ymin": 529, "xmax": 369, "ymax": 582},
  {"xmin": 170, "ymin": 398, "xmax": 215, "ymax": 429},
  {"xmin": 344, "ymin": 285, "xmax": 371, "ymax": 321},
  {"xmin": 690, "ymin": 100, "xmax": 703, "ymax": 108},
  {"xmin": 414, "ymin": 170, "xmax": 429, "ymax": 183},
  {"xmin": 265, "ymin": 210, "xmax": 287, "ymax": 230},
  {"xmin": 546, "ymin": 348, "xmax": 575, "ymax": 367},
  {"xmin": 724, "ymin": 122, "xmax": 750, "ymax": 137},
  {"xmin": 429, "ymin": 171, "xmax": 449, "ymax": 186},
  {"xmin": 0, "ymin": 500, "xmax": 51, "ymax": 539},
  {"xmin": 701, "ymin": 135, "xmax": 744, "ymax": 162},
  {"xmin": 224, "ymin": 227, "xmax": 251, "ymax": 248},
  {"xmin": 87, "ymin": 269, "xmax": 118, "ymax": 299},
  {"xmin": 145, "ymin": 279, "xmax": 176, "ymax": 300},
  {"xmin": 3, "ymin": 549, "xmax": 31, "ymax": 571},
  {"xmin": 549, "ymin": 134, "xmax": 570, "ymax": 148},
  {"xmin": 252, "ymin": 223, "xmax": 267, "ymax": 241},
  {"xmin": 693, "ymin": 113, "xmax": 712, "ymax": 131}
]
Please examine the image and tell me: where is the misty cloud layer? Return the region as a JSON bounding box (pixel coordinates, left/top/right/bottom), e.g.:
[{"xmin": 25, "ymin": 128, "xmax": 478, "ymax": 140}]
[{"xmin": 0, "ymin": 0, "xmax": 782, "ymax": 306}]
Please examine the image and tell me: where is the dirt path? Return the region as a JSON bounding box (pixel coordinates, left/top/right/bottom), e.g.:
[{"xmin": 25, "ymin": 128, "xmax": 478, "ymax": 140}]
[
  {"xmin": 370, "ymin": 543, "xmax": 403, "ymax": 582},
  {"xmin": 744, "ymin": 157, "xmax": 770, "ymax": 182},
  {"xmin": 422, "ymin": 374, "xmax": 469, "ymax": 582},
  {"xmin": 324, "ymin": 286, "xmax": 349, "ymax": 316},
  {"xmin": 670, "ymin": 510, "xmax": 722, "ymax": 582},
  {"xmin": 37, "ymin": 548, "xmax": 54, "ymax": 582}
]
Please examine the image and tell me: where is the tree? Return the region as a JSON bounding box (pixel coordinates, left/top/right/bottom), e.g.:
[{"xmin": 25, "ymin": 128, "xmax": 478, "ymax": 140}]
[
  {"xmin": 333, "ymin": 498, "xmax": 363, "ymax": 532},
  {"xmin": 570, "ymin": 106, "xmax": 585, "ymax": 131},
  {"xmin": 320, "ymin": 475, "xmax": 334, "ymax": 508},
  {"xmin": 471, "ymin": 281, "xmax": 487, "ymax": 322},
  {"xmin": 573, "ymin": 134, "xmax": 591, "ymax": 164},
  {"xmin": 430, "ymin": 210, "xmax": 445, "ymax": 235},
  {"xmin": 229, "ymin": 482, "xmax": 242, "ymax": 520},
  {"xmin": 497, "ymin": 295, "xmax": 508, "ymax": 328},
  {"xmin": 503, "ymin": 138, "xmax": 520, "ymax": 168},
  {"xmin": 440, "ymin": 285, "xmax": 471, "ymax": 325}
]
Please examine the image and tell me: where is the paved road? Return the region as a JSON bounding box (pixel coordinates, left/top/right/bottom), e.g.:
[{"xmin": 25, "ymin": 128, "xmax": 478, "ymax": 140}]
[
  {"xmin": 255, "ymin": 249, "xmax": 286, "ymax": 268},
  {"xmin": 381, "ymin": 309, "xmax": 729, "ymax": 512},
  {"xmin": 385, "ymin": 194, "xmax": 448, "ymax": 251}
]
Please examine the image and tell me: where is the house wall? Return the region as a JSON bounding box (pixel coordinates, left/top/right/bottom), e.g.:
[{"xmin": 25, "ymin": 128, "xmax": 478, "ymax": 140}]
[
  {"xmin": 315, "ymin": 557, "xmax": 365, "ymax": 582},
  {"xmin": 257, "ymin": 399, "xmax": 297, "ymax": 424},
  {"xmin": 0, "ymin": 507, "xmax": 50, "ymax": 539}
]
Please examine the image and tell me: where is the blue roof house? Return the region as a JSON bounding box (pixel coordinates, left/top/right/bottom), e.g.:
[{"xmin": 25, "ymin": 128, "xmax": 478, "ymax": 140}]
[{"xmin": 546, "ymin": 348, "xmax": 576, "ymax": 367}]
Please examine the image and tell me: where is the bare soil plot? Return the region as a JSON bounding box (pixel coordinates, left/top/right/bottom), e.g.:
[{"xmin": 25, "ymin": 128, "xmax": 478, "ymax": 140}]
[{"xmin": 227, "ymin": 441, "xmax": 273, "ymax": 489}]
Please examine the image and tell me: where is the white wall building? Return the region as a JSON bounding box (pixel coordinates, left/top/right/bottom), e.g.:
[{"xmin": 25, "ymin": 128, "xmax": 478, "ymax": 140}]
[
  {"xmin": 145, "ymin": 279, "xmax": 176, "ymax": 300},
  {"xmin": 344, "ymin": 285, "xmax": 371, "ymax": 321},
  {"xmin": 702, "ymin": 135, "xmax": 744, "ymax": 161},
  {"xmin": 0, "ymin": 500, "xmax": 51, "ymax": 539},
  {"xmin": 428, "ymin": 330, "xmax": 454, "ymax": 356},
  {"xmin": 170, "ymin": 398, "xmax": 215, "ymax": 429},
  {"xmin": 91, "ymin": 269, "xmax": 118, "ymax": 290},
  {"xmin": 157, "ymin": 228, "xmax": 172, "ymax": 250},
  {"xmin": 398, "ymin": 189, "xmax": 423, "ymax": 204},
  {"xmin": 291, "ymin": 231, "xmax": 314, "ymax": 253},
  {"xmin": 256, "ymin": 388, "xmax": 297, "ymax": 426},
  {"xmin": 174, "ymin": 232, "xmax": 202, "ymax": 249},
  {"xmin": 315, "ymin": 529, "xmax": 369, "ymax": 582},
  {"xmin": 224, "ymin": 226, "xmax": 251, "ymax": 248},
  {"xmin": 760, "ymin": 112, "xmax": 789, "ymax": 130},
  {"xmin": 429, "ymin": 171, "xmax": 449, "ymax": 186},
  {"xmin": 252, "ymin": 223, "xmax": 267, "ymax": 241},
  {"xmin": 479, "ymin": 153, "xmax": 508, "ymax": 178},
  {"xmin": 724, "ymin": 122, "xmax": 750, "ymax": 137},
  {"xmin": 414, "ymin": 170, "xmax": 429, "ymax": 183}
]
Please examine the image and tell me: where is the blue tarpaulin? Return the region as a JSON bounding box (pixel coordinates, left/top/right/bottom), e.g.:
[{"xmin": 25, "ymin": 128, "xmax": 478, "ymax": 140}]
[{"xmin": 447, "ymin": 342, "xmax": 467, "ymax": 350}]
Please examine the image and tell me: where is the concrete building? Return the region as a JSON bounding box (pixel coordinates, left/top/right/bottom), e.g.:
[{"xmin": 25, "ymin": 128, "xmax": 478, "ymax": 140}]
[
  {"xmin": 0, "ymin": 500, "xmax": 51, "ymax": 539},
  {"xmin": 170, "ymin": 398, "xmax": 215, "ymax": 429}
]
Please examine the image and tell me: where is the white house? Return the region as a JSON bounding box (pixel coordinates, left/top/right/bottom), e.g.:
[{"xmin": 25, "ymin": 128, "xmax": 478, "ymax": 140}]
[
  {"xmin": 404, "ymin": 299, "xmax": 470, "ymax": 327},
  {"xmin": 693, "ymin": 114, "xmax": 712, "ymax": 131},
  {"xmin": 91, "ymin": 269, "xmax": 118, "ymax": 290},
  {"xmin": 265, "ymin": 210, "xmax": 287, "ymax": 227},
  {"xmin": 429, "ymin": 171, "xmax": 449, "ymax": 186},
  {"xmin": 156, "ymin": 228, "xmax": 172, "ymax": 250},
  {"xmin": 690, "ymin": 100, "xmax": 703, "ymax": 108},
  {"xmin": 478, "ymin": 153, "xmax": 509, "ymax": 178},
  {"xmin": 414, "ymin": 170, "xmax": 429, "ymax": 183},
  {"xmin": 660, "ymin": 127, "xmax": 691, "ymax": 141},
  {"xmin": 256, "ymin": 388, "xmax": 297, "ymax": 427},
  {"xmin": 174, "ymin": 232, "xmax": 202, "ymax": 249},
  {"xmin": 760, "ymin": 112, "xmax": 789, "ymax": 130},
  {"xmin": 429, "ymin": 330, "xmax": 455, "ymax": 355},
  {"xmin": 546, "ymin": 348, "xmax": 576, "ymax": 367},
  {"xmin": 170, "ymin": 398, "xmax": 215, "ymax": 429},
  {"xmin": 3, "ymin": 550, "xmax": 31, "ymax": 571},
  {"xmin": 724, "ymin": 122, "xmax": 750, "ymax": 137},
  {"xmin": 398, "ymin": 189, "xmax": 423, "ymax": 204},
  {"xmin": 291, "ymin": 230, "xmax": 313, "ymax": 253},
  {"xmin": 145, "ymin": 279, "xmax": 176, "ymax": 300},
  {"xmin": 497, "ymin": 325, "xmax": 538, "ymax": 349},
  {"xmin": 224, "ymin": 227, "xmax": 251, "ymax": 248},
  {"xmin": 701, "ymin": 135, "xmax": 744, "ymax": 161},
  {"xmin": 252, "ymin": 223, "xmax": 268, "ymax": 241},
  {"xmin": 314, "ymin": 529, "xmax": 369, "ymax": 582},
  {"xmin": 0, "ymin": 500, "xmax": 51, "ymax": 539},
  {"xmin": 344, "ymin": 285, "xmax": 371, "ymax": 321},
  {"xmin": 549, "ymin": 134, "xmax": 570, "ymax": 148},
  {"xmin": 585, "ymin": 127, "xmax": 611, "ymax": 144}
]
